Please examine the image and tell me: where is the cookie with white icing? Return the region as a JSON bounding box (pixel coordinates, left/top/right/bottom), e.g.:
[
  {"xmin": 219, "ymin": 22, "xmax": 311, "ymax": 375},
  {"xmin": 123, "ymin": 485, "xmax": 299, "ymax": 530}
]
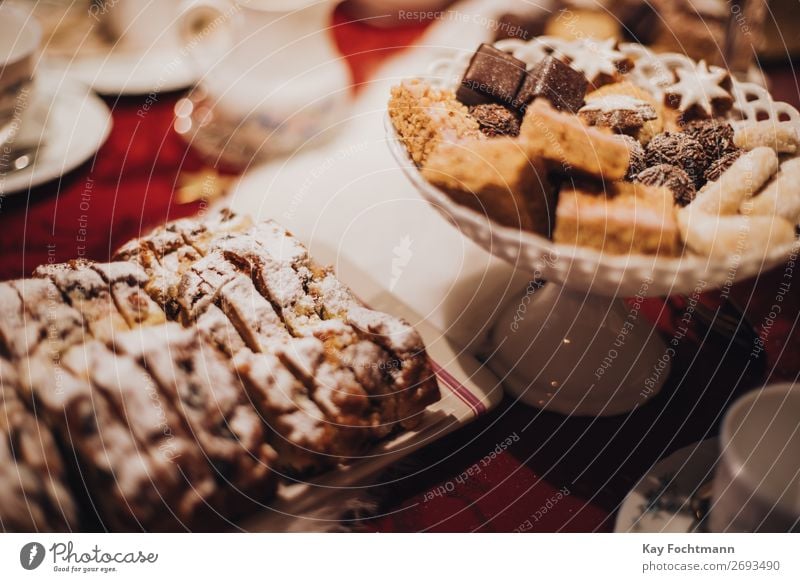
[
  {"xmin": 664, "ymin": 60, "xmax": 733, "ymax": 120},
  {"xmin": 557, "ymin": 38, "xmax": 633, "ymax": 88}
]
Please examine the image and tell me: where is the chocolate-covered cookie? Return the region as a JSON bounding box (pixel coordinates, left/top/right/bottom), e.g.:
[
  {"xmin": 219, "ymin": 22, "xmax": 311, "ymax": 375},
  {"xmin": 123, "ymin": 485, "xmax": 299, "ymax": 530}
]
[
  {"xmin": 516, "ymin": 56, "xmax": 587, "ymax": 113},
  {"xmin": 616, "ymin": 134, "xmax": 646, "ymax": 179},
  {"xmin": 469, "ymin": 104, "xmax": 521, "ymax": 137},
  {"xmin": 704, "ymin": 149, "xmax": 742, "ymax": 183},
  {"xmin": 682, "ymin": 118, "xmax": 737, "ymax": 160},
  {"xmin": 457, "ymin": 43, "xmax": 527, "ymax": 107},
  {"xmin": 645, "ymin": 131, "xmax": 708, "ymax": 187},
  {"xmin": 635, "ymin": 163, "xmax": 696, "ymax": 206}
]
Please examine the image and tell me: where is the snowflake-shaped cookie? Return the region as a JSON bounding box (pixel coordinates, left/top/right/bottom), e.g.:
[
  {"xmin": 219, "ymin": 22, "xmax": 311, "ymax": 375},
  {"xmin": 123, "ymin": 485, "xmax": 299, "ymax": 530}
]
[
  {"xmin": 664, "ymin": 60, "xmax": 732, "ymax": 118},
  {"xmin": 558, "ymin": 38, "xmax": 627, "ymax": 84}
]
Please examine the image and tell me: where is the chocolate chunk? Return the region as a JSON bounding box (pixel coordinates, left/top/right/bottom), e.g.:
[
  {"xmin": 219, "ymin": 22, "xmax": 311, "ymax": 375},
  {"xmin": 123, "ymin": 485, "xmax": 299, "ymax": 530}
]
[
  {"xmin": 704, "ymin": 149, "xmax": 742, "ymax": 183},
  {"xmin": 645, "ymin": 131, "xmax": 708, "ymax": 187},
  {"xmin": 457, "ymin": 43, "xmax": 527, "ymax": 107},
  {"xmin": 635, "ymin": 163, "xmax": 696, "ymax": 206},
  {"xmin": 616, "ymin": 134, "xmax": 646, "ymax": 179},
  {"xmin": 469, "ymin": 104, "xmax": 521, "ymax": 137},
  {"xmin": 516, "ymin": 56, "xmax": 587, "ymax": 113},
  {"xmin": 681, "ymin": 118, "xmax": 737, "ymax": 160},
  {"xmin": 493, "ymin": 11, "xmax": 547, "ymax": 42}
]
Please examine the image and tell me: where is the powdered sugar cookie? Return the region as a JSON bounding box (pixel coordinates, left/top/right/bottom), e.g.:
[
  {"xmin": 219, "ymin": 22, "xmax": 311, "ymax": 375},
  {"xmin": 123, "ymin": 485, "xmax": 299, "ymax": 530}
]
[
  {"xmin": 733, "ymin": 121, "xmax": 800, "ymax": 154},
  {"xmin": 677, "ymin": 208, "xmax": 796, "ymax": 259},
  {"xmin": 740, "ymin": 158, "xmax": 800, "ymax": 224},
  {"xmin": 689, "ymin": 147, "xmax": 778, "ymax": 215}
]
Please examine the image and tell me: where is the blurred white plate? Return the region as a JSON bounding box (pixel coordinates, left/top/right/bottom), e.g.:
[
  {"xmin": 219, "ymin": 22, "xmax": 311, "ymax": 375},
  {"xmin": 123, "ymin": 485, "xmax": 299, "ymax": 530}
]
[
  {"xmin": 615, "ymin": 439, "xmax": 719, "ymax": 533},
  {"xmin": 46, "ymin": 44, "xmax": 198, "ymax": 96},
  {"xmin": 0, "ymin": 75, "xmax": 112, "ymax": 194}
]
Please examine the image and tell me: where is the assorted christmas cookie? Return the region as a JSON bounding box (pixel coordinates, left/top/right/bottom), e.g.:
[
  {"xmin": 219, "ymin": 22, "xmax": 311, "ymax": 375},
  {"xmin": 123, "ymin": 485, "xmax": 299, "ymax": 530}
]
[{"xmin": 388, "ymin": 37, "xmax": 800, "ymax": 258}]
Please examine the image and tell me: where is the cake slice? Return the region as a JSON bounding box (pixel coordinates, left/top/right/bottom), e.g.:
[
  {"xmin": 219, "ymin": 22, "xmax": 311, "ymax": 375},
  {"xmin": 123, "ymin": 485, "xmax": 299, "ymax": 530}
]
[
  {"xmin": 194, "ymin": 304, "xmax": 250, "ymax": 358},
  {"xmin": 111, "ymin": 324, "xmax": 278, "ymax": 507},
  {"xmin": 2, "ymin": 279, "xmax": 86, "ymax": 361},
  {"xmin": 234, "ymin": 350, "xmax": 336, "ymax": 473},
  {"xmin": 61, "ymin": 342, "xmax": 217, "ymax": 527},
  {"xmin": 0, "ymin": 283, "xmax": 42, "ymax": 360},
  {"xmin": 90, "ymin": 261, "xmax": 167, "ymax": 328},
  {"xmin": 0, "ymin": 358, "xmax": 78, "ymax": 532},
  {"xmin": 554, "ymin": 182, "xmax": 680, "ymax": 255},
  {"xmin": 33, "ymin": 261, "xmax": 130, "ymax": 342},
  {"xmin": 19, "ymin": 355, "xmax": 207, "ymax": 531}
]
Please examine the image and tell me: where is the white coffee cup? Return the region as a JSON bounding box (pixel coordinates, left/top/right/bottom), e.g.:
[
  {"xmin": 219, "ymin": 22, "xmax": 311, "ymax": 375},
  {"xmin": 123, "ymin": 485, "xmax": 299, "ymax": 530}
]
[
  {"xmin": 177, "ymin": 0, "xmax": 352, "ymax": 163},
  {"xmin": 0, "ymin": 4, "xmax": 40, "ymax": 148},
  {"xmin": 92, "ymin": 0, "xmax": 184, "ymax": 51},
  {"xmin": 711, "ymin": 383, "xmax": 800, "ymax": 532}
]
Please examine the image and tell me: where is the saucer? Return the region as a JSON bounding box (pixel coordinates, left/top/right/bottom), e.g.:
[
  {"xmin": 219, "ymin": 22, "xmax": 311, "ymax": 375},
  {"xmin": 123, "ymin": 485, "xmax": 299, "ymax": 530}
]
[
  {"xmin": 45, "ymin": 44, "xmax": 199, "ymax": 96},
  {"xmin": 0, "ymin": 76, "xmax": 112, "ymax": 195},
  {"xmin": 614, "ymin": 439, "xmax": 719, "ymax": 533}
]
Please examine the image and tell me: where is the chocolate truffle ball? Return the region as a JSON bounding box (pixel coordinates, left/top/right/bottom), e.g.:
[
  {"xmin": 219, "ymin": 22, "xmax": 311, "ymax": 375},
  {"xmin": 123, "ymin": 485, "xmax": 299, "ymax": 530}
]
[
  {"xmin": 645, "ymin": 131, "xmax": 708, "ymax": 187},
  {"xmin": 704, "ymin": 149, "xmax": 742, "ymax": 183},
  {"xmin": 469, "ymin": 104, "xmax": 521, "ymax": 137},
  {"xmin": 616, "ymin": 134, "xmax": 646, "ymax": 180},
  {"xmin": 682, "ymin": 119, "xmax": 737, "ymax": 160},
  {"xmin": 635, "ymin": 163, "xmax": 696, "ymax": 206}
]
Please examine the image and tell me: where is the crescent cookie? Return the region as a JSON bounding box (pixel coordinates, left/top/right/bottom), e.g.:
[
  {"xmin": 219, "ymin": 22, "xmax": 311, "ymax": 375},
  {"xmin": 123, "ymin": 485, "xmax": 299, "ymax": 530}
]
[
  {"xmin": 677, "ymin": 208, "xmax": 796, "ymax": 259},
  {"xmin": 740, "ymin": 158, "xmax": 800, "ymax": 224},
  {"xmin": 689, "ymin": 147, "xmax": 778, "ymax": 215},
  {"xmin": 734, "ymin": 121, "xmax": 800, "ymax": 154}
]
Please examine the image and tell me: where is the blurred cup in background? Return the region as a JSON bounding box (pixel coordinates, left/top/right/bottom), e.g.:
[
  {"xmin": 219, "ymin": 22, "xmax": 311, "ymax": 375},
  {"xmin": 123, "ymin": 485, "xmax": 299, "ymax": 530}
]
[
  {"xmin": 93, "ymin": 0, "xmax": 185, "ymax": 51},
  {"xmin": 711, "ymin": 383, "xmax": 800, "ymax": 532},
  {"xmin": 0, "ymin": 4, "xmax": 41, "ymax": 149},
  {"xmin": 175, "ymin": 0, "xmax": 352, "ymax": 166}
]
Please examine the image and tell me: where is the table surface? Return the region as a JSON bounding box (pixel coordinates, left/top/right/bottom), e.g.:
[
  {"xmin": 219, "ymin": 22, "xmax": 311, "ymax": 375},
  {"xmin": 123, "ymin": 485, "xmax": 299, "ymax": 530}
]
[{"xmin": 1, "ymin": 5, "xmax": 798, "ymax": 532}]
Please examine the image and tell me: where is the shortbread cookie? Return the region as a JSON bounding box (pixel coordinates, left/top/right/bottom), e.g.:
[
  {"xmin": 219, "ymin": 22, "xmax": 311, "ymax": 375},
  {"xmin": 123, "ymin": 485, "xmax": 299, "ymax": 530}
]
[
  {"xmin": 521, "ymin": 100, "xmax": 631, "ymax": 181},
  {"xmin": 740, "ymin": 158, "xmax": 800, "ymax": 224},
  {"xmin": 421, "ymin": 137, "xmax": 554, "ymax": 234},
  {"xmin": 733, "ymin": 121, "xmax": 800, "ymax": 154},
  {"xmin": 690, "ymin": 147, "xmax": 779, "ymax": 215},
  {"xmin": 554, "ymin": 183, "xmax": 680, "ymax": 256},
  {"xmin": 388, "ymin": 80, "xmax": 481, "ymax": 166},
  {"xmin": 677, "ymin": 208, "xmax": 796, "ymax": 259}
]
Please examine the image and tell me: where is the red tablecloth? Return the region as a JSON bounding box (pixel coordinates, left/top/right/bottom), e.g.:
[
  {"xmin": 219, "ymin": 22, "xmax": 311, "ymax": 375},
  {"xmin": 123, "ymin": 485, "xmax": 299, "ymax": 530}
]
[{"xmin": 1, "ymin": 6, "xmax": 797, "ymax": 532}]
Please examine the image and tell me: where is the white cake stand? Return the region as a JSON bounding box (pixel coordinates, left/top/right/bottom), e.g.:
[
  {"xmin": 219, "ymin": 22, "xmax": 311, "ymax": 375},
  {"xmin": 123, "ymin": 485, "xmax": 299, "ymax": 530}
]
[{"xmin": 387, "ymin": 39, "xmax": 800, "ymax": 417}]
